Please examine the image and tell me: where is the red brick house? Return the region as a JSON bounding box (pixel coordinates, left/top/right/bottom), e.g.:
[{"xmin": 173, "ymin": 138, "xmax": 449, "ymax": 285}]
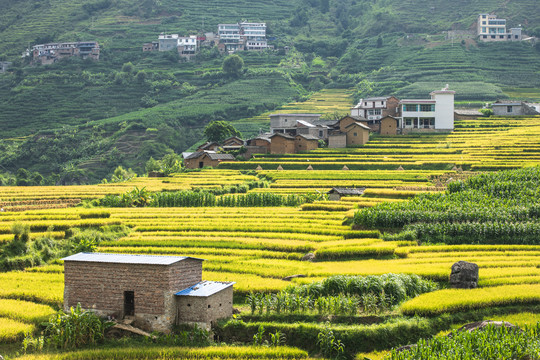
[{"xmin": 62, "ymin": 253, "xmax": 234, "ymax": 332}]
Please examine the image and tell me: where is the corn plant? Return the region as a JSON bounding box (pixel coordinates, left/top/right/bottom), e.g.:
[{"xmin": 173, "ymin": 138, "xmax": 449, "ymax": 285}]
[
  {"xmin": 44, "ymin": 303, "xmax": 112, "ymax": 349},
  {"xmin": 317, "ymin": 322, "xmax": 345, "ymax": 359},
  {"xmin": 253, "ymin": 325, "xmax": 266, "ymax": 346},
  {"xmin": 269, "ymin": 330, "xmax": 286, "ymax": 347}
]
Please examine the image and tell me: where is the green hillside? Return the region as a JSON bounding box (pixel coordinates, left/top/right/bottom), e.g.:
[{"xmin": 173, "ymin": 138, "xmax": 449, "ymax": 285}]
[{"xmin": 0, "ymin": 0, "xmax": 539, "ymax": 182}]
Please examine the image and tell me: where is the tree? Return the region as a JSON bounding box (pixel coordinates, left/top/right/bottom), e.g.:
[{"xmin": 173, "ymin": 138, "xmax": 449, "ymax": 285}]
[
  {"xmin": 204, "ymin": 121, "xmax": 241, "ymax": 143},
  {"xmin": 222, "ymin": 54, "xmax": 244, "ymax": 78}
]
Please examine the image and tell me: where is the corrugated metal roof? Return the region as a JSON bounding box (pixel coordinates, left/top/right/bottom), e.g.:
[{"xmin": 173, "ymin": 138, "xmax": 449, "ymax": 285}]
[
  {"xmin": 62, "ymin": 252, "xmax": 205, "ymax": 265},
  {"xmin": 175, "ymin": 280, "xmax": 235, "ymax": 297}
]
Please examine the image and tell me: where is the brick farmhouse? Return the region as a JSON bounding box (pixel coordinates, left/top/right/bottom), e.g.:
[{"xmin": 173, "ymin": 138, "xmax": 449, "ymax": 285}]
[{"xmin": 63, "ymin": 252, "xmax": 234, "ymax": 332}]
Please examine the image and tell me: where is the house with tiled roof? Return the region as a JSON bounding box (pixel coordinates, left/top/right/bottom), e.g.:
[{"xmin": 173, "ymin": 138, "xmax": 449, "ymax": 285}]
[{"xmin": 183, "ymin": 151, "xmax": 235, "ymax": 169}]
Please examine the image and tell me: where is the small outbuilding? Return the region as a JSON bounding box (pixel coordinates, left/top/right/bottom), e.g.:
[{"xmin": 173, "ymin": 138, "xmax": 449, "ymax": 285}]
[
  {"xmin": 327, "ymin": 187, "xmax": 366, "ymax": 201},
  {"xmin": 62, "ymin": 252, "xmax": 234, "ymax": 332},
  {"xmin": 184, "ymin": 151, "xmax": 235, "ymax": 169},
  {"xmin": 176, "ymin": 281, "xmax": 235, "ymax": 330},
  {"xmin": 379, "ymin": 116, "xmax": 400, "ymax": 135}
]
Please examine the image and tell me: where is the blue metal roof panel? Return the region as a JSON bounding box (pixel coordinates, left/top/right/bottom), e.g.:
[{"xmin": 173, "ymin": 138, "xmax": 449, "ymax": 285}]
[
  {"xmin": 175, "ymin": 281, "xmax": 235, "ymax": 297},
  {"xmin": 62, "ymin": 252, "xmax": 205, "ymax": 265}
]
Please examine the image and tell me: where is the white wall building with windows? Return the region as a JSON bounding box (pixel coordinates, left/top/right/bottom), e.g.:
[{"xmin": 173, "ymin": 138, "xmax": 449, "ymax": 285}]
[
  {"xmin": 477, "ymin": 14, "xmax": 522, "ymax": 42},
  {"xmin": 400, "ymin": 86, "xmax": 455, "ymax": 132}
]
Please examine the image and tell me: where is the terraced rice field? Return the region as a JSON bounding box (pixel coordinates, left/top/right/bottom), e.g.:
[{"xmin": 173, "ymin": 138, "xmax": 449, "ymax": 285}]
[
  {"xmin": 0, "ymin": 170, "xmax": 256, "ymax": 204},
  {"xmin": 1, "ymin": 115, "xmax": 540, "ymax": 358}
]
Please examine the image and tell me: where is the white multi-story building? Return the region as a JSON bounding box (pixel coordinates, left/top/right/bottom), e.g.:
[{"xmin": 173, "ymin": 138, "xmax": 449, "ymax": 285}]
[
  {"xmin": 218, "ymin": 22, "xmax": 268, "ymax": 52},
  {"xmin": 400, "ymin": 85, "xmax": 455, "ymax": 132},
  {"xmin": 477, "ymin": 14, "xmax": 522, "ymax": 42},
  {"xmin": 351, "ymin": 96, "xmax": 400, "ymax": 121},
  {"xmin": 158, "ymin": 34, "xmax": 199, "ymax": 59}
]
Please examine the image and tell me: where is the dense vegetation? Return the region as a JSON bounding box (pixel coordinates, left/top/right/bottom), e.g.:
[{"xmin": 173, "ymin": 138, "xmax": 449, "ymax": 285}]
[
  {"xmin": 387, "ymin": 323, "xmax": 540, "ymax": 360},
  {"xmin": 353, "ymin": 166, "xmax": 540, "ymax": 244}
]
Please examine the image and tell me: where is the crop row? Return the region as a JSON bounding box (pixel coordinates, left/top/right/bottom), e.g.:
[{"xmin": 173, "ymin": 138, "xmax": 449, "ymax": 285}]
[
  {"xmin": 14, "ymin": 346, "xmax": 309, "ymax": 360},
  {"xmin": 400, "ymin": 284, "xmax": 540, "ymax": 316}
]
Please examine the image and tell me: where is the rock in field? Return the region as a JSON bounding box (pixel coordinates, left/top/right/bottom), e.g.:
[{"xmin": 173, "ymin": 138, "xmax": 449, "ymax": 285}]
[{"xmin": 449, "ymin": 260, "xmax": 479, "ymax": 289}]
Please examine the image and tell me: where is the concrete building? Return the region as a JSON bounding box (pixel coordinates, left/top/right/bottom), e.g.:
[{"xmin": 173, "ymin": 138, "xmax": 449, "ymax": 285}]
[
  {"xmin": 184, "ymin": 151, "xmax": 235, "ymax": 169},
  {"xmin": 158, "ymin": 34, "xmax": 180, "ymax": 51},
  {"xmin": 62, "ymin": 252, "xmax": 234, "ymax": 332},
  {"xmin": 270, "ymin": 113, "xmax": 322, "ymax": 136},
  {"xmin": 177, "ymin": 35, "xmax": 198, "ymax": 59},
  {"xmin": 218, "ymin": 22, "xmax": 268, "ymax": 53},
  {"xmin": 400, "ymin": 85, "xmax": 455, "ymax": 133},
  {"xmin": 477, "ymin": 14, "xmax": 522, "ymax": 42},
  {"xmin": 31, "ymin": 42, "xmax": 100, "ymax": 65},
  {"xmin": 491, "ymin": 101, "xmax": 540, "ymax": 116}
]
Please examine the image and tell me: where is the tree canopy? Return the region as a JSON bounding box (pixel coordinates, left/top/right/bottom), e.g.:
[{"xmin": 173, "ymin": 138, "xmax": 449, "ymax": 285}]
[
  {"xmin": 203, "ymin": 121, "xmax": 242, "ymax": 143},
  {"xmin": 222, "ymin": 55, "xmax": 244, "ymax": 78}
]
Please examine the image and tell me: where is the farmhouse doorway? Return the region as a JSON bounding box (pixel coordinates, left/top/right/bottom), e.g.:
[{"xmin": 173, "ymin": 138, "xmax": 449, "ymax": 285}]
[{"xmin": 124, "ymin": 291, "xmax": 135, "ymax": 316}]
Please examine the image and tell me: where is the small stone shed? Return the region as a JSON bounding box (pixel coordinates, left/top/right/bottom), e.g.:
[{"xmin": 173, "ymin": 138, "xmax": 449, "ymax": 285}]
[
  {"xmin": 327, "ymin": 187, "xmax": 366, "ymax": 201},
  {"xmin": 176, "ymin": 280, "xmax": 235, "ymax": 330},
  {"xmin": 62, "ymin": 252, "xmax": 234, "ymax": 332}
]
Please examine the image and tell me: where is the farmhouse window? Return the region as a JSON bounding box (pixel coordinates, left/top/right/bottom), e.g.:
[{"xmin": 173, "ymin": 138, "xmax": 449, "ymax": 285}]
[
  {"xmin": 507, "ymin": 106, "xmax": 513, "ymax": 113},
  {"xmin": 420, "ymin": 104, "xmax": 435, "ymax": 112},
  {"xmin": 353, "ymin": 132, "xmax": 357, "ymax": 136}
]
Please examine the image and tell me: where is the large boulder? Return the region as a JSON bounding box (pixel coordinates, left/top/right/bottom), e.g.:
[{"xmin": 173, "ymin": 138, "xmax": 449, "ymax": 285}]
[
  {"xmin": 456, "ymin": 320, "xmax": 518, "ymax": 333},
  {"xmin": 449, "ymin": 261, "xmax": 479, "ymax": 289}
]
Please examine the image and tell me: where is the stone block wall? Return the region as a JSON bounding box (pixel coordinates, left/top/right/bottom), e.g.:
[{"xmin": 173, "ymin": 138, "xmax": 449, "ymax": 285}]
[{"xmin": 176, "ymin": 286, "xmax": 234, "ymax": 330}]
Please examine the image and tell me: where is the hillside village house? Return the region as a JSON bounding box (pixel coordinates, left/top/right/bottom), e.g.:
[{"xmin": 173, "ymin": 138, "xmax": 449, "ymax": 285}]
[
  {"xmin": 270, "ymin": 113, "xmax": 324, "ymax": 137},
  {"xmin": 31, "ymin": 42, "xmax": 100, "ymax": 65},
  {"xmin": 351, "ymin": 96, "xmax": 400, "ymax": 132},
  {"xmin": 477, "ymin": 14, "xmax": 522, "ymax": 42},
  {"xmin": 184, "ymin": 151, "xmax": 235, "ymax": 169},
  {"xmin": 158, "ymin": 34, "xmax": 199, "ymax": 60},
  {"xmin": 491, "ymin": 101, "xmax": 540, "ymax": 116},
  {"xmin": 327, "ymin": 117, "xmax": 371, "ymax": 148},
  {"xmin": 62, "ymin": 252, "xmax": 234, "ymax": 332}
]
